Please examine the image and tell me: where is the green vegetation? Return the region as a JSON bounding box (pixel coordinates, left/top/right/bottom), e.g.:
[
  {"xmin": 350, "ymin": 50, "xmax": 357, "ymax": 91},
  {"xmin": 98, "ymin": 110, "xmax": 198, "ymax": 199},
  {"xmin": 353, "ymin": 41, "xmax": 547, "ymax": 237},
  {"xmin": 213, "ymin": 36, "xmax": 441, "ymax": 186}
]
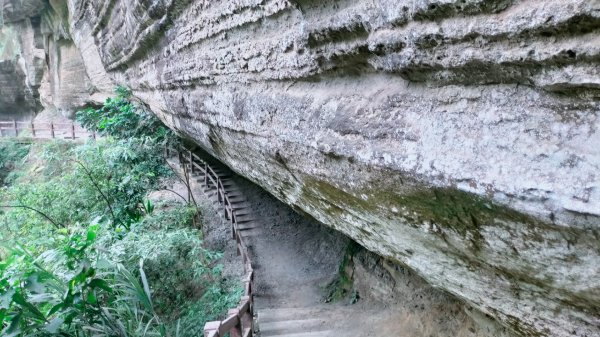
[
  {"xmin": 0, "ymin": 88, "xmax": 240, "ymax": 336},
  {"xmin": 77, "ymin": 86, "xmax": 174, "ymax": 144},
  {"xmin": 0, "ymin": 140, "xmax": 30, "ymax": 184},
  {"xmin": 325, "ymin": 241, "xmax": 360, "ymax": 304}
]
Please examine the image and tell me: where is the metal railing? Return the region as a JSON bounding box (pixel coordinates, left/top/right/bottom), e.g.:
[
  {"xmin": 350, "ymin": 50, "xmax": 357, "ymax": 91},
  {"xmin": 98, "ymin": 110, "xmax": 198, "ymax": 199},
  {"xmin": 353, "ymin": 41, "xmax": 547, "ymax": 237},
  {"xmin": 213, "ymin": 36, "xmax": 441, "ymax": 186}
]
[
  {"xmin": 166, "ymin": 146, "xmax": 254, "ymax": 337},
  {"xmin": 0, "ymin": 120, "xmax": 95, "ymax": 139}
]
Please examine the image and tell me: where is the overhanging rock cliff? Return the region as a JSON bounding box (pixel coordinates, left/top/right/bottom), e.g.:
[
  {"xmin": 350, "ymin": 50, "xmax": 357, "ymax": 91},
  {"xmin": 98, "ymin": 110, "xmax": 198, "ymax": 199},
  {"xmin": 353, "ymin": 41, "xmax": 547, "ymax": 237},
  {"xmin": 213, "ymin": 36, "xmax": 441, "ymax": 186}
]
[{"xmin": 17, "ymin": 1, "xmax": 600, "ymax": 335}]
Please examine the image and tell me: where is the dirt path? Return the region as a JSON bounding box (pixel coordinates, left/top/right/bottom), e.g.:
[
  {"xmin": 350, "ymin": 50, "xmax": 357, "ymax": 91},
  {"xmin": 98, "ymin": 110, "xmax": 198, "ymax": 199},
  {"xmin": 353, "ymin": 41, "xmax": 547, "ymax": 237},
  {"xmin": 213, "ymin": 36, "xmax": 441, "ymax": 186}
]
[{"xmin": 230, "ymin": 173, "xmax": 348, "ymax": 310}]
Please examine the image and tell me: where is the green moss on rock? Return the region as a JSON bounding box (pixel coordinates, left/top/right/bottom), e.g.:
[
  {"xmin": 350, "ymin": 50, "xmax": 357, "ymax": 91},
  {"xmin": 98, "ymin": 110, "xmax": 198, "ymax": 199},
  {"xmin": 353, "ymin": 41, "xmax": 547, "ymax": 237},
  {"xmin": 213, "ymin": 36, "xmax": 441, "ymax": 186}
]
[{"xmin": 302, "ymin": 176, "xmax": 550, "ymax": 252}]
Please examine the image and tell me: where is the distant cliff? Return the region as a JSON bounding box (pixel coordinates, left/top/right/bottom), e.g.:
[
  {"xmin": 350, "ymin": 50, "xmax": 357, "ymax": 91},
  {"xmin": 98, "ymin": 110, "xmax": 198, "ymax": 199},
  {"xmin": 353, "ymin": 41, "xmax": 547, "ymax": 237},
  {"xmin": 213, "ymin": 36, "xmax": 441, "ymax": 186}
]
[
  {"xmin": 0, "ymin": 0, "xmax": 107, "ymax": 118},
  {"xmin": 3, "ymin": 1, "xmax": 600, "ymax": 336}
]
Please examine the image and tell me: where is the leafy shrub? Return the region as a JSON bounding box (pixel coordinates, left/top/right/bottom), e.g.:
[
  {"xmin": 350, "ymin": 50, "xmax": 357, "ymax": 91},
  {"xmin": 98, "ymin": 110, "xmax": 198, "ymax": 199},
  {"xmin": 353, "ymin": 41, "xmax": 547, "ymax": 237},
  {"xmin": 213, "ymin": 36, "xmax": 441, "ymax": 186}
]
[
  {"xmin": 0, "ymin": 87, "xmax": 239, "ymax": 336},
  {"xmin": 0, "ymin": 140, "xmax": 30, "ymax": 184},
  {"xmin": 2, "ymin": 138, "xmax": 171, "ymax": 236},
  {"xmin": 0, "ymin": 225, "xmax": 168, "ymax": 337},
  {"xmin": 103, "ymin": 202, "xmax": 241, "ymax": 334},
  {"xmin": 76, "ymin": 86, "xmax": 174, "ymax": 144}
]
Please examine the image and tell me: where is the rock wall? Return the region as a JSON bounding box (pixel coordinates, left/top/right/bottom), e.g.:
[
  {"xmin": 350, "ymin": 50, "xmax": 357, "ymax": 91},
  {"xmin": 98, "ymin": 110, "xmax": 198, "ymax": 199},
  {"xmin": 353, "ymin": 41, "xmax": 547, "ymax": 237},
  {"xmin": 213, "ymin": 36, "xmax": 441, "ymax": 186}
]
[
  {"xmin": 0, "ymin": 0, "xmax": 103, "ymax": 118},
  {"xmin": 0, "ymin": 15, "xmax": 42, "ymax": 118},
  {"xmin": 6, "ymin": 0, "xmax": 600, "ymax": 336}
]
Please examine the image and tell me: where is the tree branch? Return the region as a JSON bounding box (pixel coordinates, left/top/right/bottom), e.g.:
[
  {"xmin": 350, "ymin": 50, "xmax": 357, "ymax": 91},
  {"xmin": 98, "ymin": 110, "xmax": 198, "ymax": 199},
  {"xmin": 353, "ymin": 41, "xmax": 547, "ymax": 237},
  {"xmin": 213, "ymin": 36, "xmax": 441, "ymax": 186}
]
[
  {"xmin": 71, "ymin": 159, "xmax": 121, "ymax": 227},
  {"xmin": 0, "ymin": 205, "xmax": 63, "ymax": 229}
]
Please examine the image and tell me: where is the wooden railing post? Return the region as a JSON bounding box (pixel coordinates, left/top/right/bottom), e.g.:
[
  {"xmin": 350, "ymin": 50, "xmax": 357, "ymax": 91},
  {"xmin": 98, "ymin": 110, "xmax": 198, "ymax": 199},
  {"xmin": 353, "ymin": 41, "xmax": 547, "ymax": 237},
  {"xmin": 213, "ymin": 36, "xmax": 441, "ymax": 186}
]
[
  {"xmin": 204, "ymin": 321, "xmax": 220, "ymax": 337},
  {"xmin": 205, "ymin": 163, "xmax": 209, "ymax": 185},
  {"xmin": 227, "ymin": 309, "xmax": 243, "ymax": 337},
  {"xmin": 217, "ymin": 178, "xmax": 222, "ymax": 204},
  {"xmin": 189, "ymin": 150, "xmax": 194, "ymax": 174},
  {"xmin": 50, "ymin": 122, "xmax": 55, "ymax": 138},
  {"xmin": 240, "ymin": 296, "xmax": 253, "ymax": 336},
  {"xmin": 30, "ymin": 121, "xmax": 35, "ymax": 137},
  {"xmin": 13, "ymin": 120, "xmax": 18, "ymax": 137},
  {"xmin": 230, "ymin": 206, "xmax": 236, "ymax": 239},
  {"xmin": 71, "ymin": 123, "xmax": 75, "ymax": 139}
]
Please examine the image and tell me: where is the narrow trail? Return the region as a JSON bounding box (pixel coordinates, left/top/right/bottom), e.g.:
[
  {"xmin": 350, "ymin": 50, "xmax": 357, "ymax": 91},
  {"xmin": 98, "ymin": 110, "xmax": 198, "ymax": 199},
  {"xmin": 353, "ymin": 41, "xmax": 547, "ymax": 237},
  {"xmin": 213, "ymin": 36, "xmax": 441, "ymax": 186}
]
[
  {"xmin": 183, "ymin": 149, "xmax": 408, "ymax": 337},
  {"xmin": 173, "ymin": 147, "xmax": 513, "ymax": 337}
]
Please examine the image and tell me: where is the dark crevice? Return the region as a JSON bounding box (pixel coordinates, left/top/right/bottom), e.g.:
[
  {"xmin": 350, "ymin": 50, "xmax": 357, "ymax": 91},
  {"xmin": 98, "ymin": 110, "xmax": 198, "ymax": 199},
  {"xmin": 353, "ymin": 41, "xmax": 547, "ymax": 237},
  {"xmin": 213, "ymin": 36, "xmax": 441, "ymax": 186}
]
[
  {"xmin": 412, "ymin": 0, "xmax": 514, "ymax": 22},
  {"xmin": 307, "ymin": 22, "xmax": 369, "ymax": 48}
]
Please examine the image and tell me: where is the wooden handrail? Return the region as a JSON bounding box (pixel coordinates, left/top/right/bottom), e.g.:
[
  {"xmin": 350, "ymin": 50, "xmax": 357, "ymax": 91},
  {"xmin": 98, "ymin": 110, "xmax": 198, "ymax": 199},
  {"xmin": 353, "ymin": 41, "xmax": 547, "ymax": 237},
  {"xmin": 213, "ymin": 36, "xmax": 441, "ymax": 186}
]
[
  {"xmin": 0, "ymin": 120, "xmax": 93, "ymax": 140},
  {"xmin": 168, "ymin": 145, "xmax": 255, "ymax": 337}
]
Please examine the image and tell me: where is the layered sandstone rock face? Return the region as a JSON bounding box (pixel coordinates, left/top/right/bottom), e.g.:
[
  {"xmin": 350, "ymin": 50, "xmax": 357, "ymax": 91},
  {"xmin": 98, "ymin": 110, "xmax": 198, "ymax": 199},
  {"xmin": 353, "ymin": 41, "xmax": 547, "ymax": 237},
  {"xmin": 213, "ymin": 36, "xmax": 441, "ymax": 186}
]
[
  {"xmin": 0, "ymin": 0, "xmax": 45, "ymax": 118},
  {"xmin": 0, "ymin": 0, "xmax": 99, "ymax": 118},
  {"xmin": 9, "ymin": 0, "xmax": 600, "ymax": 335}
]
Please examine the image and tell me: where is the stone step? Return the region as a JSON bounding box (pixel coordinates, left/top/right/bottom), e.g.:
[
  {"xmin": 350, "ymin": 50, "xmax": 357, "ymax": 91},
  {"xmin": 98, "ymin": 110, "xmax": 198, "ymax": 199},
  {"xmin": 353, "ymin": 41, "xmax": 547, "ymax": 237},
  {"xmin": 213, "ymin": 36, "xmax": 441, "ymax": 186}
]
[
  {"xmin": 227, "ymin": 195, "xmax": 246, "ymax": 201},
  {"xmin": 236, "ymin": 217, "xmax": 257, "ymax": 224},
  {"xmin": 233, "ymin": 209, "xmax": 253, "ymax": 216},
  {"xmin": 229, "ymin": 198, "xmax": 249, "ymax": 205},
  {"xmin": 259, "ymin": 318, "xmax": 329, "ymax": 336},
  {"xmin": 196, "ymin": 177, "xmax": 234, "ymax": 184},
  {"xmin": 260, "ymin": 331, "xmax": 340, "ymax": 337},
  {"xmin": 230, "ymin": 199, "xmax": 251, "ymax": 206},
  {"xmin": 225, "ymin": 191, "xmax": 244, "ymax": 197},
  {"xmin": 237, "ymin": 224, "xmax": 260, "ymax": 232},
  {"xmin": 240, "ymin": 228, "xmax": 262, "ymax": 237},
  {"xmin": 257, "ymin": 308, "xmax": 333, "ymax": 323}
]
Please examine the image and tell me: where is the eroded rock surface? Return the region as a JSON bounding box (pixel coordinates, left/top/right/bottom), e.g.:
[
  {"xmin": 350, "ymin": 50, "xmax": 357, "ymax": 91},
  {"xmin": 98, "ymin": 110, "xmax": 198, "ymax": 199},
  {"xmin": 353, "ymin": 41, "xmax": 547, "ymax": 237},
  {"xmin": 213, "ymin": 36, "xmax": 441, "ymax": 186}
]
[
  {"xmin": 4, "ymin": 0, "xmax": 600, "ymax": 336},
  {"xmin": 0, "ymin": 0, "xmax": 101, "ymax": 118},
  {"xmin": 0, "ymin": 18, "xmax": 42, "ymax": 117}
]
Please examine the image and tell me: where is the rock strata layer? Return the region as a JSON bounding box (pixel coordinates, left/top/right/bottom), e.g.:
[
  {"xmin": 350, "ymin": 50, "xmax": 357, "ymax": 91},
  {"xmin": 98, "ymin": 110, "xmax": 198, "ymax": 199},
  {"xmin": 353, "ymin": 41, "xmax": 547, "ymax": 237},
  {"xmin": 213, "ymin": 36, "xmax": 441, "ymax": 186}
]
[{"xmin": 5, "ymin": 1, "xmax": 600, "ymax": 336}]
